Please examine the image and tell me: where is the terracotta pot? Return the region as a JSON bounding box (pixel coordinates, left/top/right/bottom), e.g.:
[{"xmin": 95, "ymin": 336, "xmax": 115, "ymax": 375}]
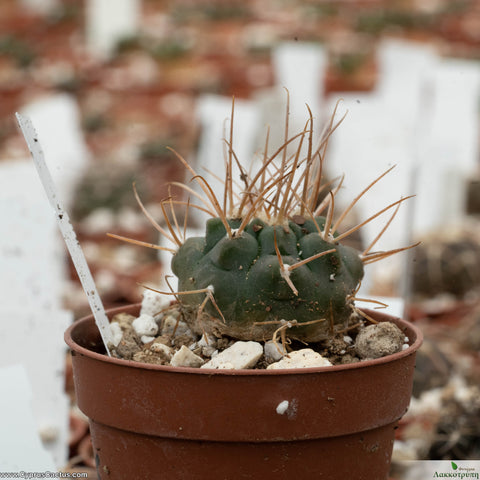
[{"xmin": 65, "ymin": 305, "xmax": 422, "ymax": 480}]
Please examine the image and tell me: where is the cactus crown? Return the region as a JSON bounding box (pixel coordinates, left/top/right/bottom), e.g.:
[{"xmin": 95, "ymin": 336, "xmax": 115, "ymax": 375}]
[{"xmin": 112, "ymin": 99, "xmax": 416, "ymax": 343}]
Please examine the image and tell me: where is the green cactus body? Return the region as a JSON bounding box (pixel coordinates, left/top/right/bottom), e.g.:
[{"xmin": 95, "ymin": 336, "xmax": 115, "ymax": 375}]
[{"xmin": 172, "ymin": 216, "xmax": 364, "ymax": 341}]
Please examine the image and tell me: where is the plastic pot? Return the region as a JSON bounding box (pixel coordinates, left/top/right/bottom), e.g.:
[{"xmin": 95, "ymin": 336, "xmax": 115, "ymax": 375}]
[{"xmin": 65, "ymin": 304, "xmax": 422, "ymax": 480}]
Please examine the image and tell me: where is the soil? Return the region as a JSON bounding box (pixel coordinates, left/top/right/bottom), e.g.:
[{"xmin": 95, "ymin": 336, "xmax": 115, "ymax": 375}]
[{"xmin": 109, "ymin": 304, "xmax": 409, "ymax": 369}]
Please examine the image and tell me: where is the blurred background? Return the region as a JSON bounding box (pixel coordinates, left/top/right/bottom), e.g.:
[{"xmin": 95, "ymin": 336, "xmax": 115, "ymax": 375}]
[{"xmin": 1, "ymin": 0, "xmax": 480, "ymax": 477}]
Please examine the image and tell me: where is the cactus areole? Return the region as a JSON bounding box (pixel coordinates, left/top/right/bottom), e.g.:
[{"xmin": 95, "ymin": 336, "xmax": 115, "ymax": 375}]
[{"xmin": 120, "ymin": 101, "xmax": 415, "ymax": 343}]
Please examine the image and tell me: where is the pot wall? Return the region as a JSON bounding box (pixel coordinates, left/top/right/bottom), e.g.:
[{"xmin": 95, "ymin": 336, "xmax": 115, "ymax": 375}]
[
  {"xmin": 65, "ymin": 305, "xmax": 422, "ymax": 480},
  {"xmin": 91, "ymin": 419, "xmax": 397, "ymax": 479}
]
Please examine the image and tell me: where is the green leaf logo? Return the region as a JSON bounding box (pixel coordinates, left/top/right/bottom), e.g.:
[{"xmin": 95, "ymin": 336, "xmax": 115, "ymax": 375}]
[{"xmin": 451, "ymin": 461, "xmax": 458, "ymax": 470}]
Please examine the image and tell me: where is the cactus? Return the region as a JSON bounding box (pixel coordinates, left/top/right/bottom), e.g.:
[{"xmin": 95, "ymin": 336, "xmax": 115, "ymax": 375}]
[
  {"xmin": 112, "ymin": 100, "xmax": 416, "ymax": 342},
  {"xmin": 171, "ymin": 216, "xmax": 364, "ymax": 341}
]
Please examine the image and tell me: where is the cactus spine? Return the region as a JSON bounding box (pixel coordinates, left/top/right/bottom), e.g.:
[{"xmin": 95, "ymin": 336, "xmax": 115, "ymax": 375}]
[{"xmin": 116, "ymin": 100, "xmax": 416, "ymax": 342}]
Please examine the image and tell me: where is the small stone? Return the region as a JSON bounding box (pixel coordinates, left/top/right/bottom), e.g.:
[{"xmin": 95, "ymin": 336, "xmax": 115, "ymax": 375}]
[
  {"xmin": 198, "ymin": 333, "xmax": 216, "ymax": 346},
  {"xmin": 162, "ymin": 315, "xmax": 194, "ymax": 338},
  {"xmin": 141, "ymin": 335, "xmax": 155, "ymax": 344},
  {"xmin": 140, "ymin": 289, "xmax": 170, "ymax": 319},
  {"xmin": 137, "ymin": 341, "xmax": 173, "ymax": 365},
  {"xmin": 198, "ymin": 333, "xmax": 217, "ymax": 357},
  {"xmin": 150, "ymin": 342, "xmax": 173, "ymax": 358},
  {"xmin": 201, "ymin": 347, "xmax": 218, "ymax": 358},
  {"xmin": 355, "ymin": 322, "xmax": 405, "ymax": 360},
  {"xmin": 170, "ymin": 345, "xmax": 205, "ymax": 368},
  {"xmin": 201, "ymin": 341, "xmax": 263, "ymax": 369},
  {"xmin": 276, "ymin": 400, "xmax": 289, "ymax": 415},
  {"xmin": 132, "ymin": 314, "xmax": 158, "ymax": 337},
  {"xmin": 267, "ymin": 349, "xmax": 332, "ymax": 370},
  {"xmin": 109, "ymin": 321, "xmax": 123, "ymax": 347},
  {"xmin": 275, "ymin": 399, "xmax": 298, "ymax": 419},
  {"xmin": 264, "ymin": 341, "xmax": 287, "ymax": 363}
]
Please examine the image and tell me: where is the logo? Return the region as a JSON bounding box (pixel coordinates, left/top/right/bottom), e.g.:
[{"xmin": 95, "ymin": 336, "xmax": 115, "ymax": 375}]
[
  {"xmin": 432, "ymin": 461, "xmax": 480, "ymax": 478},
  {"xmin": 400, "ymin": 460, "xmax": 480, "ymax": 479}
]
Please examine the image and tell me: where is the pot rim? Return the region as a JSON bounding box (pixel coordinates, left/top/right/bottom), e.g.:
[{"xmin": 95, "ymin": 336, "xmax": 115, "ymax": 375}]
[{"xmin": 65, "ymin": 305, "xmax": 423, "ymax": 376}]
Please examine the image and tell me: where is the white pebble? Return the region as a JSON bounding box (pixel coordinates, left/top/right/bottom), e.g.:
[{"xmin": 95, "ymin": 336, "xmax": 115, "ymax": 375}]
[
  {"xmin": 267, "ymin": 349, "xmax": 332, "ymax": 370},
  {"xmin": 198, "ymin": 333, "xmax": 216, "ymax": 347},
  {"xmin": 198, "ymin": 333, "xmax": 217, "ymax": 357},
  {"xmin": 201, "ymin": 341, "xmax": 263, "ymax": 370},
  {"xmin": 132, "ymin": 314, "xmax": 158, "ymax": 337},
  {"xmin": 170, "ymin": 346, "xmax": 205, "ymax": 368},
  {"xmin": 141, "ymin": 335, "xmax": 155, "ymax": 344},
  {"xmin": 402, "ymin": 344, "xmax": 409, "ymax": 351},
  {"xmin": 109, "ymin": 321, "xmax": 123, "ymax": 347},
  {"xmin": 264, "ymin": 340, "xmax": 287, "ymax": 363},
  {"xmin": 276, "ymin": 400, "xmax": 289, "ymax": 415},
  {"xmin": 140, "ymin": 289, "xmax": 170, "ymax": 318},
  {"xmin": 343, "ymin": 335, "xmax": 353, "ymax": 344}
]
